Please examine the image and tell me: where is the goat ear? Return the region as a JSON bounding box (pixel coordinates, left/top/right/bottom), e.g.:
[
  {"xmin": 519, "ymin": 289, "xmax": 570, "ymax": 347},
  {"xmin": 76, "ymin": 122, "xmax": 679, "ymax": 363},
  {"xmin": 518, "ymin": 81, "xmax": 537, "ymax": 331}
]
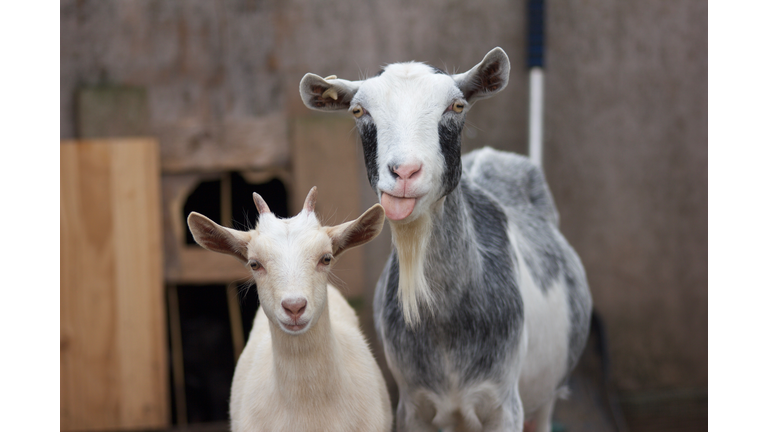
[
  {"xmin": 453, "ymin": 47, "xmax": 510, "ymax": 104},
  {"xmin": 299, "ymin": 73, "xmax": 361, "ymax": 112},
  {"xmin": 326, "ymin": 204, "xmax": 385, "ymax": 258},
  {"xmin": 187, "ymin": 212, "xmax": 251, "ymax": 263}
]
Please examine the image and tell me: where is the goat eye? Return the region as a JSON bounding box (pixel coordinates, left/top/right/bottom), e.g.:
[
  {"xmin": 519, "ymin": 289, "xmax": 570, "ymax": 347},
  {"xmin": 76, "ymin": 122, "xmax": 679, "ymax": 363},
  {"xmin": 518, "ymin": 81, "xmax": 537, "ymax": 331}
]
[
  {"xmin": 351, "ymin": 106, "xmax": 365, "ymax": 118},
  {"xmin": 319, "ymin": 254, "xmax": 333, "ymax": 266},
  {"xmin": 249, "ymin": 260, "xmax": 262, "ymax": 271},
  {"xmin": 452, "ymin": 102, "xmax": 465, "ymax": 113}
]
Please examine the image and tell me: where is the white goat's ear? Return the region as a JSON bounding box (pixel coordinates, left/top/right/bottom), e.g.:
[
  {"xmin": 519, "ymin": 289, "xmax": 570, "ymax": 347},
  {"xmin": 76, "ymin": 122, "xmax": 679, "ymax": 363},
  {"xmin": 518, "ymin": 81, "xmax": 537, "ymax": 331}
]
[
  {"xmin": 326, "ymin": 204, "xmax": 385, "ymax": 258},
  {"xmin": 453, "ymin": 47, "xmax": 510, "ymax": 103},
  {"xmin": 187, "ymin": 212, "xmax": 251, "ymax": 263},
  {"xmin": 299, "ymin": 73, "xmax": 361, "ymax": 112}
]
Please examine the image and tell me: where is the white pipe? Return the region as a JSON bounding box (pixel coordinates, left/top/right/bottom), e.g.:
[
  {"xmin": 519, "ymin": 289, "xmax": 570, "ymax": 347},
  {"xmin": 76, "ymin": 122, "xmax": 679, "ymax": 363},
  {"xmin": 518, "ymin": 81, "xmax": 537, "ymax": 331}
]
[{"xmin": 528, "ymin": 67, "xmax": 544, "ymax": 169}]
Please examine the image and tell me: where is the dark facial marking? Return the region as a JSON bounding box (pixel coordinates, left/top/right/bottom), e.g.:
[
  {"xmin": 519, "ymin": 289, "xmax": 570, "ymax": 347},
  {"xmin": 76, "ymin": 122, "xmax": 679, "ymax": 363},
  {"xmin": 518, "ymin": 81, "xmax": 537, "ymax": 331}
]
[
  {"xmin": 438, "ymin": 117, "xmax": 464, "ymax": 196},
  {"xmin": 358, "ymin": 122, "xmax": 379, "ymax": 188}
]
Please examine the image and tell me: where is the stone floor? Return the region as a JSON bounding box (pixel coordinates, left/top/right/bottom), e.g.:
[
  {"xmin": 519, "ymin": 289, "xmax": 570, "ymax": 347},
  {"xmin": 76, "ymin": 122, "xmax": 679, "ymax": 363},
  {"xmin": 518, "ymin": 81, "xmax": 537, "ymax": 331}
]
[
  {"xmin": 134, "ymin": 315, "xmax": 706, "ymax": 432},
  {"xmin": 550, "ymin": 322, "xmax": 624, "ymax": 432},
  {"xmin": 135, "ymin": 374, "xmax": 706, "ymax": 432},
  {"xmin": 552, "ymin": 327, "xmax": 708, "ymax": 432}
]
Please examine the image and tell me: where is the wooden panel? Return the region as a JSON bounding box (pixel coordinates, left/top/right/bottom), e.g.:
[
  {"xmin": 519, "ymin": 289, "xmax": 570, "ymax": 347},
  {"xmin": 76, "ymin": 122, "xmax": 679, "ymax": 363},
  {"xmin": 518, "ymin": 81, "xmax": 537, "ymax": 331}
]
[
  {"xmin": 292, "ymin": 116, "xmax": 364, "ymax": 298},
  {"xmin": 161, "ymin": 172, "xmax": 254, "ymax": 285},
  {"xmin": 61, "ymin": 139, "xmax": 169, "ymax": 430},
  {"xmin": 168, "ymin": 247, "xmax": 251, "ymax": 285}
]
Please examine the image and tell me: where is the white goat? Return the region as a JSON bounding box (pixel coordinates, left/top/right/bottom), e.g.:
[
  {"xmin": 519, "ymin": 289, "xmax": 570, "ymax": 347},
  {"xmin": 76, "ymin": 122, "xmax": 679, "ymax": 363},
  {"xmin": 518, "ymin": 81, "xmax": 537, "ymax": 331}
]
[
  {"xmin": 299, "ymin": 48, "xmax": 593, "ymax": 432},
  {"xmin": 187, "ymin": 187, "xmax": 392, "ymax": 432}
]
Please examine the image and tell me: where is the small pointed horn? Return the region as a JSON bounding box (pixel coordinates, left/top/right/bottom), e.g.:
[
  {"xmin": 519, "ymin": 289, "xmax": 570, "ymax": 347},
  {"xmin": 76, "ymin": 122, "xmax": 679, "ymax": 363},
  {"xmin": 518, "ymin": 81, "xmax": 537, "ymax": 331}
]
[
  {"xmin": 303, "ymin": 186, "xmax": 318, "ymax": 213},
  {"xmin": 253, "ymin": 192, "xmax": 271, "ymax": 215}
]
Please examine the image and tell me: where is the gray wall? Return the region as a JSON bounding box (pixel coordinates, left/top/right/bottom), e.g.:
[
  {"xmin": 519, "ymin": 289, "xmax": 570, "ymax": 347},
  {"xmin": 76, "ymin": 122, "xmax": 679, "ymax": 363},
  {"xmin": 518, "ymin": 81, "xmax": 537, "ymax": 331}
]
[
  {"xmin": 61, "ymin": 0, "xmax": 707, "ymax": 394},
  {"xmin": 546, "ymin": 1, "xmax": 707, "ymax": 391}
]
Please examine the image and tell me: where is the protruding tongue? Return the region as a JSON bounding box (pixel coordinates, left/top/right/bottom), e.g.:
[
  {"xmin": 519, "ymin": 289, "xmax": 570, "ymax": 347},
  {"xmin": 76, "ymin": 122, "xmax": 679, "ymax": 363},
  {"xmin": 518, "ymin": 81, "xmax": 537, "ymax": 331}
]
[{"xmin": 381, "ymin": 193, "xmax": 416, "ymax": 220}]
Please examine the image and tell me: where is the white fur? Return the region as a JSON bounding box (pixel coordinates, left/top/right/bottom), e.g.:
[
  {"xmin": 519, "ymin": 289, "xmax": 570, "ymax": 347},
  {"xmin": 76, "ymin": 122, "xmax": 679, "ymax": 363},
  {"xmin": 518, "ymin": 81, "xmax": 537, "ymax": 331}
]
[
  {"xmin": 357, "ymin": 63, "xmax": 463, "ymax": 223},
  {"xmin": 508, "ymin": 223, "xmax": 571, "ymax": 428},
  {"xmin": 230, "ymin": 285, "xmax": 391, "ymax": 432},
  {"xmin": 355, "ymin": 63, "xmax": 465, "ymax": 325},
  {"xmin": 390, "ymin": 212, "xmax": 436, "ymax": 326},
  {"xmin": 187, "ymin": 195, "xmax": 392, "ymax": 432}
]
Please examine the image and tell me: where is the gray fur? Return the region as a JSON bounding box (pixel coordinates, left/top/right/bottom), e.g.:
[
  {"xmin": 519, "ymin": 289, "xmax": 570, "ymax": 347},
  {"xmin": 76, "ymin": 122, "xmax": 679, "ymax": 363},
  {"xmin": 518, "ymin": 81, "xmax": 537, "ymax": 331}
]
[
  {"xmin": 373, "ymin": 147, "xmax": 592, "ymax": 427},
  {"xmin": 463, "ymin": 148, "xmax": 592, "ymax": 379},
  {"xmin": 375, "ymin": 178, "xmax": 524, "ymax": 389},
  {"xmin": 299, "ymin": 49, "xmax": 592, "ymax": 430}
]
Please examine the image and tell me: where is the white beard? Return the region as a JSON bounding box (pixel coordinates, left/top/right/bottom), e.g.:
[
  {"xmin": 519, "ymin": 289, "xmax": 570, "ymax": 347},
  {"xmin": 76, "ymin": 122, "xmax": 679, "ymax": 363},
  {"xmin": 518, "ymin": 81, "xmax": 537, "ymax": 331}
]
[{"xmin": 390, "ymin": 213, "xmax": 435, "ymax": 327}]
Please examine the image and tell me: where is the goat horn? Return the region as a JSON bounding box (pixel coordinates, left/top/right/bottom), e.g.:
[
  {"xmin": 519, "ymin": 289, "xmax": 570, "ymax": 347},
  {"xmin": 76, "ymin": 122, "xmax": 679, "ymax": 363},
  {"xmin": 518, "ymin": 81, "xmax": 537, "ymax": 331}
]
[
  {"xmin": 303, "ymin": 186, "xmax": 318, "ymax": 213},
  {"xmin": 253, "ymin": 192, "xmax": 271, "ymax": 215}
]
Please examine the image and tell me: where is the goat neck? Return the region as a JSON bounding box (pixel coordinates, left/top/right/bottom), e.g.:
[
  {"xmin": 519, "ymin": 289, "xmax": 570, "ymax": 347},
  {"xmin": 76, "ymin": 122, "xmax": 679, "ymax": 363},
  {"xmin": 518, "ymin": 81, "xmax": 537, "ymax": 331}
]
[
  {"xmin": 389, "ymin": 184, "xmax": 483, "ymax": 325},
  {"xmin": 268, "ymin": 297, "xmax": 342, "ymax": 400}
]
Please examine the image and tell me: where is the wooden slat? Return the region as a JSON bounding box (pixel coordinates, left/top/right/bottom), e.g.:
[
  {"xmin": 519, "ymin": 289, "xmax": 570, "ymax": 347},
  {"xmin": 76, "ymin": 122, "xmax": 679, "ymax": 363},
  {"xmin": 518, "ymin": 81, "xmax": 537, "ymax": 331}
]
[
  {"xmin": 166, "ymin": 284, "xmax": 188, "ymax": 426},
  {"xmin": 61, "ymin": 139, "xmax": 169, "ymax": 431},
  {"xmin": 166, "ymin": 247, "xmax": 251, "ymax": 285}
]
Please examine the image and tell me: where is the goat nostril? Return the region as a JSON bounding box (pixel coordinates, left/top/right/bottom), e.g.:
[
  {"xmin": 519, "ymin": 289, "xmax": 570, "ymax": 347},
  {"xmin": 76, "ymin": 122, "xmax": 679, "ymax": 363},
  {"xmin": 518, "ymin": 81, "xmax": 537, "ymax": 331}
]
[
  {"xmin": 282, "ymin": 298, "xmax": 307, "ymax": 317},
  {"xmin": 389, "ymin": 165, "xmax": 398, "ymax": 179},
  {"xmin": 390, "ymin": 163, "xmax": 422, "ymax": 180}
]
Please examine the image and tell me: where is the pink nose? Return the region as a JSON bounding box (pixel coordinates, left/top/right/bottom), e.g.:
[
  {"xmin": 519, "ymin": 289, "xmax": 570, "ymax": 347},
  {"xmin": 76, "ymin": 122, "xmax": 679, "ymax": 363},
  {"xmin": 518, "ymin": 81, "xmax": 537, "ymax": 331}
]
[
  {"xmin": 281, "ymin": 298, "xmax": 307, "ymax": 320},
  {"xmin": 391, "ymin": 162, "xmax": 422, "ymax": 180}
]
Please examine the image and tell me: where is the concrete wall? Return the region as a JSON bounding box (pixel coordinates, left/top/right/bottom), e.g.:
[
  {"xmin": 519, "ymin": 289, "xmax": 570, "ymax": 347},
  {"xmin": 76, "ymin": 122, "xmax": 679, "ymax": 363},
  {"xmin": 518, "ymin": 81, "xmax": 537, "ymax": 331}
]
[
  {"xmin": 546, "ymin": 1, "xmax": 708, "ymax": 391},
  {"xmin": 61, "ymin": 0, "xmax": 707, "ymax": 394}
]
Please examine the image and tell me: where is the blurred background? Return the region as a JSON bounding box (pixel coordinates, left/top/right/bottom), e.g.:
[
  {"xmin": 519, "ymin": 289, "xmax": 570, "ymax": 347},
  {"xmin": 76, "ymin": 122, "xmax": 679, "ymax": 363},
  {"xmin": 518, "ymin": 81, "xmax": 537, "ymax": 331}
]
[{"xmin": 60, "ymin": 1, "xmax": 706, "ymax": 431}]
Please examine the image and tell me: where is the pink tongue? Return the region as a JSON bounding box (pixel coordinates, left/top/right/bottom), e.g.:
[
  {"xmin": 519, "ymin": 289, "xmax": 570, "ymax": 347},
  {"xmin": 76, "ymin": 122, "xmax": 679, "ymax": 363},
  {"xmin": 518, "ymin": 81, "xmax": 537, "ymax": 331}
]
[{"xmin": 381, "ymin": 193, "xmax": 416, "ymax": 220}]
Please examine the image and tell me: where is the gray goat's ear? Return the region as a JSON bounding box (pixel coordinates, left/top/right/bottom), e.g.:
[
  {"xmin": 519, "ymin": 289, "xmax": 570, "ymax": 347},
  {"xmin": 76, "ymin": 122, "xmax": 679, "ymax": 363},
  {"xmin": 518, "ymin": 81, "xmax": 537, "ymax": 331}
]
[
  {"xmin": 187, "ymin": 212, "xmax": 251, "ymax": 263},
  {"xmin": 299, "ymin": 73, "xmax": 361, "ymax": 112},
  {"xmin": 326, "ymin": 204, "xmax": 385, "ymax": 258},
  {"xmin": 453, "ymin": 47, "xmax": 511, "ymax": 104}
]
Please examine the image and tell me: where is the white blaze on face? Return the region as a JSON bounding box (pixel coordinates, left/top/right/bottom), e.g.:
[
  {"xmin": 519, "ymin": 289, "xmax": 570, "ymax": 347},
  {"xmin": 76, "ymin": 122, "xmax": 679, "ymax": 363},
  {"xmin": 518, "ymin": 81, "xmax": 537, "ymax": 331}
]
[
  {"xmin": 351, "ymin": 63, "xmax": 465, "ymax": 222},
  {"xmin": 248, "ymin": 212, "xmax": 333, "ymax": 334},
  {"xmin": 297, "ymin": 48, "xmax": 513, "ymax": 325},
  {"xmin": 188, "ymin": 187, "xmax": 387, "ymax": 330}
]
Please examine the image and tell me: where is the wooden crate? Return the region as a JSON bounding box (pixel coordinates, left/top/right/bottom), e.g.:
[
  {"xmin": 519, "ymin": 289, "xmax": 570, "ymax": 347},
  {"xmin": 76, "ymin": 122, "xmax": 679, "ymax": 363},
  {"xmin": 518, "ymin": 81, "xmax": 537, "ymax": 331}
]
[{"xmin": 61, "ymin": 139, "xmax": 169, "ymax": 430}]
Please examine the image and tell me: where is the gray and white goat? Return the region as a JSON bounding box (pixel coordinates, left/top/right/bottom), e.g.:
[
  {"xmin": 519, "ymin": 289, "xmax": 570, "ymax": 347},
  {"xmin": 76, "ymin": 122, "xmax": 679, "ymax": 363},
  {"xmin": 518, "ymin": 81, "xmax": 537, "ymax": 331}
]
[
  {"xmin": 299, "ymin": 48, "xmax": 592, "ymax": 432},
  {"xmin": 187, "ymin": 188, "xmax": 392, "ymax": 432}
]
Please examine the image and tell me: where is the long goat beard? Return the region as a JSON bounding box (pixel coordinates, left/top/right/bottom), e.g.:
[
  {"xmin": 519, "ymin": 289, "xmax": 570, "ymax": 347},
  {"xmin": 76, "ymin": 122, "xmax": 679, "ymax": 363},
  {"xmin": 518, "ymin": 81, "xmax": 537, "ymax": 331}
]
[{"xmin": 390, "ymin": 214, "xmax": 435, "ymax": 327}]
